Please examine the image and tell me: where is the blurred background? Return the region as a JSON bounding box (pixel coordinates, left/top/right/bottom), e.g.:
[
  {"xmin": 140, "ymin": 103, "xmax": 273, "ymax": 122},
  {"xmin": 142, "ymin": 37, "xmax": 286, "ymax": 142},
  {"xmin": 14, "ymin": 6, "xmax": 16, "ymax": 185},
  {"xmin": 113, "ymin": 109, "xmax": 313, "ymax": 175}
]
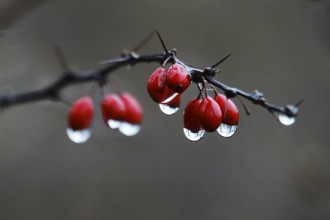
[{"xmin": 0, "ymin": 0, "xmax": 330, "ymax": 219}]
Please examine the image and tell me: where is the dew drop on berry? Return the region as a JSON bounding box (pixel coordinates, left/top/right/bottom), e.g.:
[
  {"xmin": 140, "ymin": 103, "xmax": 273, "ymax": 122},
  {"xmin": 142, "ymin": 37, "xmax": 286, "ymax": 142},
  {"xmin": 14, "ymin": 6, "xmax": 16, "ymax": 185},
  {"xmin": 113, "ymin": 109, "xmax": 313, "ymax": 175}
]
[
  {"xmin": 217, "ymin": 124, "xmax": 238, "ymax": 138},
  {"xmin": 183, "ymin": 128, "xmax": 205, "ymax": 142},
  {"xmin": 107, "ymin": 119, "xmax": 122, "ymax": 129},
  {"xmin": 66, "ymin": 128, "xmax": 91, "ymax": 143},
  {"xmin": 275, "ymin": 113, "xmax": 296, "ymax": 126},
  {"xmin": 119, "ymin": 122, "xmax": 141, "ymax": 136},
  {"xmin": 159, "ymin": 104, "xmax": 179, "ymax": 115}
]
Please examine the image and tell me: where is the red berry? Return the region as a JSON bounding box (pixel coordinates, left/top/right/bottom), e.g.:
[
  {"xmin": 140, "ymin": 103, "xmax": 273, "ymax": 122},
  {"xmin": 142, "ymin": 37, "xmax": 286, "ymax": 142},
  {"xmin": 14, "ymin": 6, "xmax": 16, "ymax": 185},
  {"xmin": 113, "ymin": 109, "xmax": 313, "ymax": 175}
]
[
  {"xmin": 214, "ymin": 94, "xmax": 239, "ymax": 125},
  {"xmin": 147, "ymin": 67, "xmax": 169, "ymax": 103},
  {"xmin": 120, "ymin": 92, "xmax": 143, "ymax": 124},
  {"xmin": 166, "ymin": 63, "xmax": 191, "ymax": 93},
  {"xmin": 68, "ymin": 96, "xmax": 94, "ymax": 131},
  {"xmin": 101, "ymin": 94, "xmax": 126, "ymax": 126},
  {"xmin": 183, "ymin": 98, "xmax": 203, "ymax": 133},
  {"xmin": 199, "ymin": 96, "xmax": 222, "ymax": 132}
]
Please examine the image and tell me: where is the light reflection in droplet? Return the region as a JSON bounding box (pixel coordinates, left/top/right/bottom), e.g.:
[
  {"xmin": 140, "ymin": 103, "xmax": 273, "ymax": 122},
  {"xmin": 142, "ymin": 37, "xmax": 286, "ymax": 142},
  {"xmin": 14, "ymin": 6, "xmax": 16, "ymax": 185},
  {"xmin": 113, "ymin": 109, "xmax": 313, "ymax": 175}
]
[
  {"xmin": 107, "ymin": 119, "xmax": 121, "ymax": 129},
  {"xmin": 183, "ymin": 128, "xmax": 205, "ymax": 142},
  {"xmin": 217, "ymin": 124, "xmax": 238, "ymax": 138},
  {"xmin": 162, "ymin": 93, "xmax": 179, "ymax": 103},
  {"xmin": 159, "ymin": 104, "xmax": 179, "ymax": 115},
  {"xmin": 119, "ymin": 122, "xmax": 141, "ymax": 136},
  {"xmin": 275, "ymin": 113, "xmax": 296, "ymax": 126},
  {"xmin": 67, "ymin": 128, "xmax": 91, "ymax": 143}
]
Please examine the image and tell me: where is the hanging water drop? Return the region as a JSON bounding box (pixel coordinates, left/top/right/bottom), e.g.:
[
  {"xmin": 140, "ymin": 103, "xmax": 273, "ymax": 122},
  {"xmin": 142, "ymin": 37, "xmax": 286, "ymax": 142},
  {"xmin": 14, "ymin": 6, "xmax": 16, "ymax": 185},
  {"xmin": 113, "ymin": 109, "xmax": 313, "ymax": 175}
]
[
  {"xmin": 275, "ymin": 113, "xmax": 296, "ymax": 126},
  {"xmin": 67, "ymin": 128, "xmax": 91, "ymax": 143},
  {"xmin": 159, "ymin": 104, "xmax": 179, "ymax": 115},
  {"xmin": 217, "ymin": 124, "xmax": 238, "ymax": 138},
  {"xmin": 119, "ymin": 122, "xmax": 141, "ymax": 136},
  {"xmin": 183, "ymin": 128, "xmax": 205, "ymax": 142},
  {"xmin": 107, "ymin": 119, "xmax": 121, "ymax": 129}
]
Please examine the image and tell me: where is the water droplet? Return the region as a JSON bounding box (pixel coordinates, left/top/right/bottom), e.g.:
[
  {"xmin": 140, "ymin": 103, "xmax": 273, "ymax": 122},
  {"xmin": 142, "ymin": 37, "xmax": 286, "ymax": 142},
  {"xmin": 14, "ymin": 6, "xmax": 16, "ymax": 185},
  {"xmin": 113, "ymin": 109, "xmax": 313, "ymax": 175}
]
[
  {"xmin": 162, "ymin": 93, "xmax": 179, "ymax": 103},
  {"xmin": 107, "ymin": 119, "xmax": 121, "ymax": 129},
  {"xmin": 275, "ymin": 113, "xmax": 296, "ymax": 126},
  {"xmin": 159, "ymin": 104, "xmax": 179, "ymax": 115},
  {"xmin": 183, "ymin": 128, "xmax": 205, "ymax": 142},
  {"xmin": 217, "ymin": 124, "xmax": 238, "ymax": 138},
  {"xmin": 119, "ymin": 122, "xmax": 141, "ymax": 136},
  {"xmin": 67, "ymin": 128, "xmax": 91, "ymax": 143}
]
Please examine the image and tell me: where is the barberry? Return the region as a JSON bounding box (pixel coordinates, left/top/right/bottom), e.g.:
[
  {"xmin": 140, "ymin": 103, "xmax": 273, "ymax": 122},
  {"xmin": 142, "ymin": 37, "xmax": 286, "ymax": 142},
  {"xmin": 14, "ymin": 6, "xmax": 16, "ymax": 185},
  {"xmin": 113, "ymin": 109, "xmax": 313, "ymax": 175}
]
[
  {"xmin": 120, "ymin": 92, "xmax": 143, "ymax": 125},
  {"xmin": 68, "ymin": 96, "xmax": 94, "ymax": 131},
  {"xmin": 101, "ymin": 94, "xmax": 126, "ymax": 129},
  {"xmin": 166, "ymin": 63, "xmax": 191, "ymax": 93},
  {"xmin": 214, "ymin": 94, "xmax": 239, "ymax": 126},
  {"xmin": 67, "ymin": 96, "xmax": 94, "ymax": 143},
  {"xmin": 147, "ymin": 67, "xmax": 169, "ymax": 103},
  {"xmin": 199, "ymin": 96, "xmax": 222, "ymax": 132}
]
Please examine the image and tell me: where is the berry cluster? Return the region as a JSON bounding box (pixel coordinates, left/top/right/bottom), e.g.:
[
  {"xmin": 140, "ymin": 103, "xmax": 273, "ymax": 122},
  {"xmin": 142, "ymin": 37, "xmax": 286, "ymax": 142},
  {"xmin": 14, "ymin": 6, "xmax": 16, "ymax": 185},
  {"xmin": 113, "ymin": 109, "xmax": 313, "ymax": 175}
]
[
  {"xmin": 67, "ymin": 92, "xmax": 142, "ymax": 143},
  {"xmin": 147, "ymin": 62, "xmax": 190, "ymax": 112},
  {"xmin": 0, "ymin": 31, "xmax": 299, "ymax": 144},
  {"xmin": 184, "ymin": 94, "xmax": 239, "ymax": 141},
  {"xmin": 147, "ymin": 58, "xmax": 240, "ymax": 141}
]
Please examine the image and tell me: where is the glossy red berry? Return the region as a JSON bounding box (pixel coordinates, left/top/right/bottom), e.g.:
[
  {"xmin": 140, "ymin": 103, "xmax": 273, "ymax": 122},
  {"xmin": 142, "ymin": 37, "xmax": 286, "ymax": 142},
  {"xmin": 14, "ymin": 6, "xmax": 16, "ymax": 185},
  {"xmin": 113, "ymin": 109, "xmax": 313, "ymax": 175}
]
[
  {"xmin": 166, "ymin": 63, "xmax": 191, "ymax": 93},
  {"xmin": 120, "ymin": 92, "xmax": 143, "ymax": 124},
  {"xmin": 147, "ymin": 67, "xmax": 169, "ymax": 103},
  {"xmin": 214, "ymin": 94, "xmax": 239, "ymax": 125},
  {"xmin": 199, "ymin": 96, "xmax": 222, "ymax": 132},
  {"xmin": 101, "ymin": 94, "xmax": 125, "ymax": 127},
  {"xmin": 68, "ymin": 96, "xmax": 94, "ymax": 131},
  {"xmin": 183, "ymin": 98, "xmax": 203, "ymax": 133}
]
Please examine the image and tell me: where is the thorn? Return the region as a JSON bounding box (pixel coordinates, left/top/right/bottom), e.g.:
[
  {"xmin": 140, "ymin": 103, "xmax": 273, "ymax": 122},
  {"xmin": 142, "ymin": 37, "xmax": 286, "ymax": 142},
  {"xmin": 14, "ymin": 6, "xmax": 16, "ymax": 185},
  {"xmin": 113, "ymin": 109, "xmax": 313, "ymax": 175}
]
[
  {"xmin": 295, "ymin": 99, "xmax": 304, "ymax": 107},
  {"xmin": 53, "ymin": 44, "xmax": 71, "ymax": 73},
  {"xmin": 156, "ymin": 30, "xmax": 168, "ymax": 53},
  {"xmin": 211, "ymin": 54, "xmax": 232, "ymax": 68},
  {"xmin": 237, "ymin": 95, "xmax": 251, "ymax": 115},
  {"xmin": 132, "ymin": 30, "xmax": 156, "ymax": 52}
]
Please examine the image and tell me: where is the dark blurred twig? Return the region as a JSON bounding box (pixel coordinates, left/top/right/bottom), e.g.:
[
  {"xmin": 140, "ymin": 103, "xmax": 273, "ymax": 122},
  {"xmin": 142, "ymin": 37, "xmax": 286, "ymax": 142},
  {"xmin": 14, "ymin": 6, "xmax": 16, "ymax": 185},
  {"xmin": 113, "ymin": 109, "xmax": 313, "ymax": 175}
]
[{"xmin": 0, "ymin": 0, "xmax": 47, "ymax": 35}]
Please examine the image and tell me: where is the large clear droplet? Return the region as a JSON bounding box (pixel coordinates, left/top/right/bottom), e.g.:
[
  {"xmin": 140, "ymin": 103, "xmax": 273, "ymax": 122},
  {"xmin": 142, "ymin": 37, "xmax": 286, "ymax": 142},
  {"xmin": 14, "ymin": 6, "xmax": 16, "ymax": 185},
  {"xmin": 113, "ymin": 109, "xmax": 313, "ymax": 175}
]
[
  {"xmin": 275, "ymin": 113, "xmax": 296, "ymax": 126},
  {"xmin": 162, "ymin": 93, "xmax": 179, "ymax": 103},
  {"xmin": 107, "ymin": 119, "xmax": 121, "ymax": 129},
  {"xmin": 119, "ymin": 122, "xmax": 141, "ymax": 136},
  {"xmin": 67, "ymin": 128, "xmax": 91, "ymax": 143},
  {"xmin": 183, "ymin": 128, "xmax": 205, "ymax": 142},
  {"xmin": 217, "ymin": 124, "xmax": 238, "ymax": 138},
  {"xmin": 159, "ymin": 104, "xmax": 179, "ymax": 115}
]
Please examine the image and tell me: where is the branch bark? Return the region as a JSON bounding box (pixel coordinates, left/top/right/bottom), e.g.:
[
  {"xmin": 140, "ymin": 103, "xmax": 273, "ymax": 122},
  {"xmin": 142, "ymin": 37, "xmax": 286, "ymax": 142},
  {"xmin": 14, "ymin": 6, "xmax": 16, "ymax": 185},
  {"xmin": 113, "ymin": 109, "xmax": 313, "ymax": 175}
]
[{"xmin": 0, "ymin": 51, "xmax": 299, "ymax": 120}]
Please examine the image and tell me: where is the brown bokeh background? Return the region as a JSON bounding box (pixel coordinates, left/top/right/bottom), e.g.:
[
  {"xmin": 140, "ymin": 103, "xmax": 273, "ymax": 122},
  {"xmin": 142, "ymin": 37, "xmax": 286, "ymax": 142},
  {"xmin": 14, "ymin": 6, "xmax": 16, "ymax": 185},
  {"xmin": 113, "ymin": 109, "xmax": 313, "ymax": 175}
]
[{"xmin": 0, "ymin": 0, "xmax": 330, "ymax": 219}]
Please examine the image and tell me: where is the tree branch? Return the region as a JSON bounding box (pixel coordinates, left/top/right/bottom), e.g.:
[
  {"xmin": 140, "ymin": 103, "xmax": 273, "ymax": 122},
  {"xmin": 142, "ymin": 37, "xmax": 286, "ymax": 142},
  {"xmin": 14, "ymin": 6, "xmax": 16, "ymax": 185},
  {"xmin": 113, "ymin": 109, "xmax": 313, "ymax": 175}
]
[{"xmin": 0, "ymin": 51, "xmax": 299, "ymax": 120}]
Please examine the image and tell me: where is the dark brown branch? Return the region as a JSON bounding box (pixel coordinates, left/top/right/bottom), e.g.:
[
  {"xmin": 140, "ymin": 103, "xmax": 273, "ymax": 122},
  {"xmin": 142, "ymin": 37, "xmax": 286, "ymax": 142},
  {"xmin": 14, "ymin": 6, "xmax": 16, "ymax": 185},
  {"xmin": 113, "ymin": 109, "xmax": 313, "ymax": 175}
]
[
  {"xmin": 204, "ymin": 76, "xmax": 299, "ymax": 117},
  {"xmin": 0, "ymin": 53, "xmax": 167, "ymax": 108},
  {"xmin": 0, "ymin": 51, "xmax": 299, "ymax": 120}
]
